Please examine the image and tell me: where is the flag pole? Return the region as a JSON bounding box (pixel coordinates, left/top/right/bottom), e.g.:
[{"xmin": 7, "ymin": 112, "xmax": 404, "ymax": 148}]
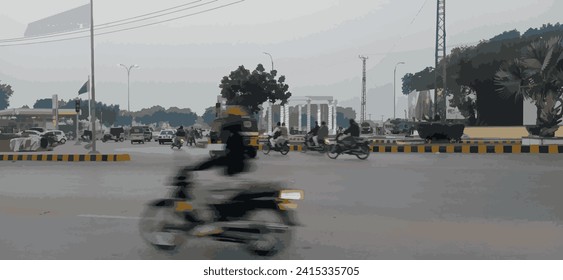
[{"xmin": 89, "ymin": 0, "xmax": 98, "ymax": 154}]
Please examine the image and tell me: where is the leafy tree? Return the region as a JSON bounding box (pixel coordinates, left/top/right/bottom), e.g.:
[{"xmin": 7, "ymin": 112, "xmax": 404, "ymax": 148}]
[
  {"xmin": 495, "ymin": 37, "xmax": 563, "ymax": 137},
  {"xmin": 0, "ymin": 81, "xmax": 14, "ymax": 110},
  {"xmin": 33, "ymin": 98, "xmax": 54, "ymax": 109},
  {"xmin": 219, "ymin": 64, "xmax": 292, "ymax": 114},
  {"xmin": 402, "ymin": 23, "xmax": 563, "ymax": 125},
  {"xmin": 202, "ymin": 106, "xmax": 216, "ymax": 125}
]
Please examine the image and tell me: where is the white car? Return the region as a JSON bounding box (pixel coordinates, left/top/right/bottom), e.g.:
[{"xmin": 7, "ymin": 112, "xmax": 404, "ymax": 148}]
[
  {"xmin": 158, "ymin": 129, "xmax": 176, "ymax": 144},
  {"xmin": 46, "ymin": 130, "xmax": 68, "ymax": 144}
]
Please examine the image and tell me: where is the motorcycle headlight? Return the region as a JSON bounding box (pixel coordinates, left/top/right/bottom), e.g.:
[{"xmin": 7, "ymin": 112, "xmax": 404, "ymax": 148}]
[
  {"xmin": 324, "ymin": 139, "xmax": 330, "ymax": 144},
  {"xmin": 279, "ymin": 190, "xmax": 304, "ymax": 200}
]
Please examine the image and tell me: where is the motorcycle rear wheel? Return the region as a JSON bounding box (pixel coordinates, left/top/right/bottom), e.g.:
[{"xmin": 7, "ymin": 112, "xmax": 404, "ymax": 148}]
[
  {"xmin": 244, "ymin": 209, "xmax": 292, "ymax": 257},
  {"xmin": 139, "ymin": 203, "xmax": 188, "ymax": 252},
  {"xmin": 280, "ymin": 145, "xmax": 290, "ymax": 155},
  {"xmin": 356, "ymin": 145, "xmax": 371, "ymax": 160}
]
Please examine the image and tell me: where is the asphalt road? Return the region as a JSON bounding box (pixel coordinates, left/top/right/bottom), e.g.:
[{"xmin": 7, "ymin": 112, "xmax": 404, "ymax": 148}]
[{"xmin": 1, "ymin": 141, "xmax": 563, "ymax": 259}]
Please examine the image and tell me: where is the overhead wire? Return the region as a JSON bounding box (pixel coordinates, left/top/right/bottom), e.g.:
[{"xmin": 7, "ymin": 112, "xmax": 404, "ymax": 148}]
[{"xmin": 0, "ymin": 0, "xmax": 245, "ymax": 47}]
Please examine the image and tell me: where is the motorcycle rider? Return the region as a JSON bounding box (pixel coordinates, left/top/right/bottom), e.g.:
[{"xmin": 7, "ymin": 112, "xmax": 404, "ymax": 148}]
[
  {"xmin": 314, "ymin": 121, "xmax": 329, "ymax": 147},
  {"xmin": 270, "ymin": 122, "xmax": 282, "ymax": 148},
  {"xmin": 187, "ymin": 126, "xmax": 196, "ymax": 146},
  {"xmin": 175, "ymin": 125, "xmax": 187, "ymax": 146},
  {"xmin": 307, "ymin": 121, "xmax": 320, "ymax": 146},
  {"xmin": 178, "ymin": 120, "xmax": 251, "ymax": 235},
  {"xmin": 341, "ymin": 119, "xmax": 360, "ymax": 148},
  {"xmin": 276, "ymin": 122, "xmax": 289, "ymax": 147}
]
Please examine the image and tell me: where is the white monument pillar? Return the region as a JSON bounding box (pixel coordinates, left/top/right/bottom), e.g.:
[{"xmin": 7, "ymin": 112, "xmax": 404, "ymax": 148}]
[
  {"xmin": 298, "ymin": 105, "xmax": 302, "ymax": 133},
  {"xmin": 317, "ymin": 103, "xmax": 322, "ymax": 125},
  {"xmin": 333, "ymin": 99, "xmax": 338, "ymax": 134},
  {"xmin": 284, "ymin": 103, "xmax": 290, "ymax": 128},
  {"xmin": 328, "ymin": 101, "xmax": 333, "ymax": 133},
  {"xmin": 267, "ymin": 102, "xmax": 273, "ymax": 133},
  {"xmin": 306, "ymin": 99, "xmax": 311, "ymax": 133}
]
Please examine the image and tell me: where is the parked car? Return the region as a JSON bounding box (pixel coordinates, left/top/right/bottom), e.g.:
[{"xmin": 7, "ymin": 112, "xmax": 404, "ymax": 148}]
[
  {"xmin": 158, "ymin": 129, "xmax": 175, "ymax": 144},
  {"xmin": 21, "ymin": 130, "xmax": 42, "ymax": 137},
  {"xmin": 130, "ymin": 126, "xmax": 146, "ymax": 144},
  {"xmin": 45, "ymin": 130, "xmax": 68, "ymax": 144},
  {"xmin": 28, "ymin": 127, "xmax": 46, "ymax": 134}
]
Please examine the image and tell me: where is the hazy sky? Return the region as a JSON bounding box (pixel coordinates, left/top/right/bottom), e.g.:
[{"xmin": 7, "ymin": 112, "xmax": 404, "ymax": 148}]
[{"xmin": 0, "ymin": 0, "xmax": 561, "ymax": 117}]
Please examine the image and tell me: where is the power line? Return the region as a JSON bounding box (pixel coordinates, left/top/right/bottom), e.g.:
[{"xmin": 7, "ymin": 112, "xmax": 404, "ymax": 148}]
[
  {"xmin": 0, "ymin": 0, "xmax": 245, "ymax": 47},
  {"xmin": 364, "ymin": 0, "xmax": 429, "ymax": 57},
  {"xmin": 0, "ymin": 0, "xmax": 218, "ymax": 43}
]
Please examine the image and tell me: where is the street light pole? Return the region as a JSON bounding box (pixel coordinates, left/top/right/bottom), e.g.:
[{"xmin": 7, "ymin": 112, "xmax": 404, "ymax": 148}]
[
  {"xmin": 263, "ymin": 52, "xmax": 274, "ymax": 72},
  {"xmin": 118, "ymin": 64, "xmax": 139, "ymax": 113},
  {"xmin": 394, "ymin": 62, "xmax": 405, "ymax": 119}
]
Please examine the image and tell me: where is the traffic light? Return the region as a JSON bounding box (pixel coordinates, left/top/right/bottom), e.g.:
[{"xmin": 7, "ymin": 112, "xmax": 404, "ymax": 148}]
[
  {"xmin": 215, "ymin": 102, "xmax": 221, "ymax": 117},
  {"xmin": 75, "ymin": 99, "xmax": 80, "ymax": 113}
]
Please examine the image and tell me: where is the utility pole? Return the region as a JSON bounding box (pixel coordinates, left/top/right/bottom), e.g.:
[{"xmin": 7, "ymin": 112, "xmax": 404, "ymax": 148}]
[
  {"xmin": 394, "ymin": 62, "xmax": 405, "ymax": 120},
  {"xmin": 434, "ymin": 0, "xmax": 446, "ymax": 122},
  {"xmin": 359, "ymin": 55, "xmax": 368, "ymax": 124}
]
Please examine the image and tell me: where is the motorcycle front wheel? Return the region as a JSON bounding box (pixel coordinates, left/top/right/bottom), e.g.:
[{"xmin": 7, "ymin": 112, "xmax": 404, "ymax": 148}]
[
  {"xmin": 301, "ymin": 143, "xmax": 308, "ymax": 153},
  {"xmin": 244, "ymin": 209, "xmax": 292, "ymax": 257},
  {"xmin": 327, "ymin": 144, "xmax": 340, "ymax": 159},
  {"xmin": 356, "ymin": 145, "xmax": 371, "ymax": 160},
  {"xmin": 262, "ymin": 144, "xmax": 271, "ymax": 155},
  {"xmin": 139, "ymin": 203, "xmax": 188, "ymax": 252}
]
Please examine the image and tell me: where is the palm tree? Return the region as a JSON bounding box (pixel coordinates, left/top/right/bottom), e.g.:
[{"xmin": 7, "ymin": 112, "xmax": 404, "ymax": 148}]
[{"xmin": 495, "ymin": 37, "xmax": 563, "ymax": 137}]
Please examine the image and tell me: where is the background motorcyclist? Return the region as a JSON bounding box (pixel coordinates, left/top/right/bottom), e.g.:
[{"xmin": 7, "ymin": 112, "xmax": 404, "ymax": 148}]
[
  {"xmin": 341, "ymin": 119, "xmax": 360, "ymax": 148},
  {"xmin": 175, "ymin": 126, "xmax": 187, "ymax": 146},
  {"xmin": 276, "ymin": 122, "xmax": 289, "ymax": 147},
  {"xmin": 270, "ymin": 122, "xmax": 282, "ymax": 148},
  {"xmin": 314, "ymin": 121, "xmax": 329, "ymax": 146},
  {"xmin": 307, "ymin": 121, "xmax": 320, "ymax": 146}
]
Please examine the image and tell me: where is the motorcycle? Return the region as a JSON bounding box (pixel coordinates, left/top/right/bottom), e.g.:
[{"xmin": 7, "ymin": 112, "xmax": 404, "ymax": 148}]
[
  {"xmin": 171, "ymin": 137, "xmax": 185, "ymax": 149},
  {"xmin": 101, "ymin": 133, "xmax": 125, "ymax": 143},
  {"xmin": 301, "ymin": 133, "xmax": 329, "ymax": 153},
  {"xmin": 263, "ymin": 136, "xmax": 290, "ymax": 155},
  {"xmin": 139, "ymin": 168, "xmax": 303, "ymax": 256},
  {"xmin": 327, "ymin": 128, "xmax": 371, "ymax": 160}
]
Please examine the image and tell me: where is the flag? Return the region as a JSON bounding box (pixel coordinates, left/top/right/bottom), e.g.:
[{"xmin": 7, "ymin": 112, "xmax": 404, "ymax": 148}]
[
  {"xmin": 25, "ymin": 4, "xmax": 90, "ymax": 37},
  {"xmin": 78, "ymin": 80, "xmax": 89, "ymax": 95}
]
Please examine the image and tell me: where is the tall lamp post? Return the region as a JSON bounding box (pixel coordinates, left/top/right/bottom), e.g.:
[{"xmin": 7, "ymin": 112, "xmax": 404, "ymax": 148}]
[
  {"xmin": 393, "ymin": 62, "xmax": 405, "ymax": 119},
  {"xmin": 263, "ymin": 52, "xmax": 274, "ymax": 71},
  {"xmin": 118, "ymin": 64, "xmax": 140, "ymax": 113}
]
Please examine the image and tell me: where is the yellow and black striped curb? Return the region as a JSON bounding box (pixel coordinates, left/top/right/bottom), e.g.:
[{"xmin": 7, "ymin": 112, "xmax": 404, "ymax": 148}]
[
  {"xmin": 257, "ymin": 144, "xmax": 304, "ymax": 151},
  {"xmin": 371, "ymin": 145, "xmax": 563, "ymax": 154},
  {"xmin": 371, "ymin": 139, "xmax": 522, "ymax": 144},
  {"xmin": 254, "ymin": 144, "xmax": 563, "ymax": 154},
  {"xmin": 0, "ymin": 154, "xmax": 131, "ymax": 162},
  {"xmin": 460, "ymin": 140, "xmax": 521, "ymax": 144}
]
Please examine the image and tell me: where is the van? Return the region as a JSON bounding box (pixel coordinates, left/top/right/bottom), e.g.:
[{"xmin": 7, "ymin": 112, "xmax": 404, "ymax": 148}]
[{"xmin": 130, "ymin": 126, "xmax": 145, "ymax": 144}]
